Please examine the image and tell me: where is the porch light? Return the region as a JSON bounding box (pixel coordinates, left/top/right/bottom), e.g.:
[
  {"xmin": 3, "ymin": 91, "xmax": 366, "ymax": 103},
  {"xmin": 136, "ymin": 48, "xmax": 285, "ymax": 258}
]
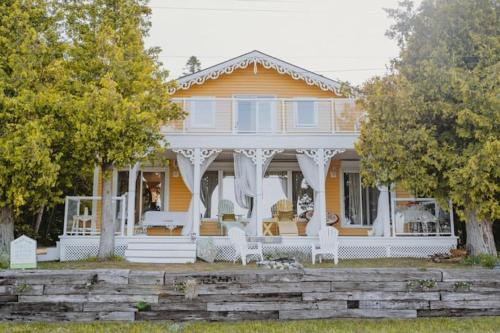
[{"xmin": 330, "ymin": 166, "xmax": 337, "ymax": 178}]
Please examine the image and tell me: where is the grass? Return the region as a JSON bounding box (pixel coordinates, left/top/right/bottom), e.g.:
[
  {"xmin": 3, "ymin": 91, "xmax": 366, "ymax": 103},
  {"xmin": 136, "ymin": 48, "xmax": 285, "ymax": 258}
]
[
  {"xmin": 37, "ymin": 257, "xmax": 472, "ymax": 272},
  {"xmin": 1, "ymin": 317, "xmax": 500, "ymax": 333}
]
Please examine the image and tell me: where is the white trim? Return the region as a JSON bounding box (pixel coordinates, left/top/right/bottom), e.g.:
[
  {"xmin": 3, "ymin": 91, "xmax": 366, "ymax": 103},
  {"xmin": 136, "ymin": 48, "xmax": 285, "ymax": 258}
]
[
  {"xmin": 188, "ymin": 97, "xmax": 216, "ymax": 128},
  {"xmin": 171, "ymin": 50, "xmax": 342, "ymax": 95},
  {"xmin": 293, "ymin": 98, "xmax": 319, "ymax": 128}
]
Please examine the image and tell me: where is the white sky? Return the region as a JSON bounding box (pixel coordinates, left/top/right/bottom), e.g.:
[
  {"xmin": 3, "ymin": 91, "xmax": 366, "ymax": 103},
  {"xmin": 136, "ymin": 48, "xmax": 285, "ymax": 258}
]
[{"xmin": 146, "ymin": 0, "xmax": 416, "ymax": 85}]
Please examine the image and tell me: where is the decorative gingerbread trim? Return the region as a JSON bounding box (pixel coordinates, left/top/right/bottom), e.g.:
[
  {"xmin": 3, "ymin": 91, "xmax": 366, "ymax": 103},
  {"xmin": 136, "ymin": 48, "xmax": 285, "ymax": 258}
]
[{"xmin": 170, "ymin": 51, "xmax": 342, "ymax": 95}]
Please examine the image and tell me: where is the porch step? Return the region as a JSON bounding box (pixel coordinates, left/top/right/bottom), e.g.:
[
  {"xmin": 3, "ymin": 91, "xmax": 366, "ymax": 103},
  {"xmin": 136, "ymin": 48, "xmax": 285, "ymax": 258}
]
[{"xmin": 124, "ymin": 237, "xmax": 196, "ymax": 264}]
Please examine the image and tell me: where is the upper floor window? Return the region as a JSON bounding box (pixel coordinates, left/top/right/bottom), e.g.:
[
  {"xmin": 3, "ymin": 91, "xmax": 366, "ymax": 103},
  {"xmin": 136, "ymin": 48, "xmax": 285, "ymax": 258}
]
[
  {"xmin": 235, "ymin": 95, "xmax": 276, "ymax": 133},
  {"xmin": 294, "ymin": 99, "xmax": 318, "ymax": 128},
  {"xmin": 189, "ymin": 97, "xmax": 215, "ymax": 128}
]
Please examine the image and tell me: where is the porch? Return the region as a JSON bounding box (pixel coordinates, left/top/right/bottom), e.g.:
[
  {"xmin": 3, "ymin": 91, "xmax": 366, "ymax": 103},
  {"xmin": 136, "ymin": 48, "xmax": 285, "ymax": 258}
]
[{"xmin": 60, "ymin": 148, "xmax": 457, "ymax": 262}]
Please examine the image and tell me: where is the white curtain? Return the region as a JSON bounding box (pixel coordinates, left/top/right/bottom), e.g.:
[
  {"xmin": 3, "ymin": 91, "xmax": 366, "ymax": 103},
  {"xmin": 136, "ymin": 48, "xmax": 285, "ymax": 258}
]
[
  {"xmin": 369, "ymin": 185, "xmax": 389, "ymax": 236},
  {"xmin": 297, "ymin": 154, "xmax": 331, "ymax": 236},
  {"xmin": 177, "ymin": 152, "xmax": 219, "ymax": 235},
  {"xmin": 233, "ymin": 152, "xmax": 274, "ymax": 234},
  {"xmin": 348, "ymin": 173, "xmax": 362, "ymax": 225}
]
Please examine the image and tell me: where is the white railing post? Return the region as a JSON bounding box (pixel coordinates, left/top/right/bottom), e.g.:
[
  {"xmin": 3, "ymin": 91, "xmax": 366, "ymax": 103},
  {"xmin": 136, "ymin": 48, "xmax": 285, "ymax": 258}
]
[
  {"xmin": 255, "ymin": 148, "xmax": 263, "ymax": 236},
  {"xmin": 232, "ymin": 98, "xmax": 237, "ymax": 134},
  {"xmin": 193, "ymin": 148, "xmax": 202, "ymax": 236},
  {"xmin": 391, "ymin": 192, "xmax": 397, "ymax": 237},
  {"xmin": 281, "ymin": 99, "xmax": 286, "ymax": 134},
  {"xmin": 331, "ymin": 99, "xmax": 336, "ymax": 134},
  {"xmin": 63, "ymin": 196, "xmax": 69, "ymax": 236},
  {"xmin": 120, "ymin": 194, "xmax": 127, "ymax": 236},
  {"xmin": 182, "ymin": 98, "xmax": 187, "ymax": 133}
]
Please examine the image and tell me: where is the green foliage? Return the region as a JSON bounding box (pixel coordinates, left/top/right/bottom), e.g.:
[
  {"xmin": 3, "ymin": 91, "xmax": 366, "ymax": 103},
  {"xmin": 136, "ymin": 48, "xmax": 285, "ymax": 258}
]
[
  {"xmin": 0, "ymin": 251, "xmax": 8, "ymax": 269},
  {"xmin": 78, "ymin": 255, "xmax": 124, "ymax": 262},
  {"xmin": 462, "ymin": 254, "xmax": 499, "ymax": 269},
  {"xmin": 356, "ymin": 0, "xmax": 499, "ymax": 254},
  {"xmin": 182, "ymin": 56, "xmax": 202, "ymax": 75},
  {"xmin": 406, "ymin": 279, "xmax": 436, "ymax": 292},
  {"xmin": 135, "ymin": 301, "xmax": 151, "ymax": 312},
  {"xmin": 63, "ymin": 0, "xmax": 184, "ymax": 169}
]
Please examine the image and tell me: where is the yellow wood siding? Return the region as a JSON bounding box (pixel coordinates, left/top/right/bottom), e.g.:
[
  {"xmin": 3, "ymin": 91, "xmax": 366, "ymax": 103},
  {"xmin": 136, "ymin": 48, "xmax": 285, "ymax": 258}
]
[
  {"xmin": 168, "ymin": 161, "xmax": 192, "ymax": 212},
  {"xmin": 173, "ymin": 64, "xmax": 338, "ymax": 98}
]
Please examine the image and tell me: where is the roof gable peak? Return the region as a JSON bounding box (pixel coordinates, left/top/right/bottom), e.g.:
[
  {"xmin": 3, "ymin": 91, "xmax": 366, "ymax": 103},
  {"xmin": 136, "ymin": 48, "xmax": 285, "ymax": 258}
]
[{"xmin": 171, "ymin": 50, "xmax": 342, "ymax": 95}]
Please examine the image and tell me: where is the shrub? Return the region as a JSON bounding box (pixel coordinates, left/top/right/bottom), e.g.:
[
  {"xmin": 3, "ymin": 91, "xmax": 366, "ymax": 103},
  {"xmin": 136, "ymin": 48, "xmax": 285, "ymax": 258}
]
[{"xmin": 462, "ymin": 254, "xmax": 499, "ymax": 269}]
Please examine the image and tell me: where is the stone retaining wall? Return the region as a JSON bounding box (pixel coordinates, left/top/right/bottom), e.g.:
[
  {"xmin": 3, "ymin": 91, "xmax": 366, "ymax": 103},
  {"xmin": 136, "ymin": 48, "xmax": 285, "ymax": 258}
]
[{"xmin": 0, "ymin": 268, "xmax": 499, "ymax": 322}]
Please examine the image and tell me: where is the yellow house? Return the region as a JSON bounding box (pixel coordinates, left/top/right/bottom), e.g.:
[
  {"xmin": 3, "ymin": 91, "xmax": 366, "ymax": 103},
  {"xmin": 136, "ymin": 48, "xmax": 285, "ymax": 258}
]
[{"xmin": 60, "ymin": 51, "xmax": 456, "ymax": 263}]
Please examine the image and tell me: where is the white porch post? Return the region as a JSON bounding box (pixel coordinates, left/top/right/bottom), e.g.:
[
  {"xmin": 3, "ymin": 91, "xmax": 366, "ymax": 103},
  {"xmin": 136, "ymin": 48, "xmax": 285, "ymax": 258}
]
[
  {"xmin": 317, "ymin": 149, "xmax": 326, "ymax": 231},
  {"xmin": 126, "ymin": 163, "xmax": 140, "ymax": 236},
  {"xmin": 91, "ymin": 166, "xmax": 99, "ymax": 232},
  {"xmin": 193, "ymin": 148, "xmax": 202, "ymax": 236},
  {"xmin": 255, "ymin": 148, "xmax": 263, "ymax": 236},
  {"xmin": 383, "ymin": 187, "xmax": 391, "ymax": 238}
]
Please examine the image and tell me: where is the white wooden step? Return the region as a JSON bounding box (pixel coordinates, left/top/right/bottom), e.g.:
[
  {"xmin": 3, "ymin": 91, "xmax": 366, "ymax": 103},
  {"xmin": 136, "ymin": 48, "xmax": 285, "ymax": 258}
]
[
  {"xmin": 127, "ymin": 243, "xmax": 195, "ymax": 251},
  {"xmin": 126, "ymin": 257, "xmax": 195, "ymax": 264},
  {"xmin": 125, "ymin": 250, "xmax": 195, "ymax": 258}
]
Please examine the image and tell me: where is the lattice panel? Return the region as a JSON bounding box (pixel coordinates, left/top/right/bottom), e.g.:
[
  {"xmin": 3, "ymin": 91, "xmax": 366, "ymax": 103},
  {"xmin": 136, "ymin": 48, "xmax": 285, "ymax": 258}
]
[
  {"xmin": 340, "ymin": 246, "xmax": 387, "ymax": 259},
  {"xmin": 390, "ymin": 245, "xmax": 455, "ymax": 258},
  {"xmin": 61, "ymin": 242, "xmax": 127, "ymax": 261}
]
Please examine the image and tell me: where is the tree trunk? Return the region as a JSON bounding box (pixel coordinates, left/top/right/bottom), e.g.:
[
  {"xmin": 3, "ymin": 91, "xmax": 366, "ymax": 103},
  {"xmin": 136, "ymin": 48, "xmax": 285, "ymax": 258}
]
[
  {"xmin": 0, "ymin": 206, "xmax": 15, "ymax": 254},
  {"xmin": 98, "ymin": 163, "xmax": 115, "ymax": 259},
  {"xmin": 33, "ymin": 205, "xmax": 44, "ymax": 234},
  {"xmin": 465, "ymin": 210, "xmax": 497, "ymax": 256}
]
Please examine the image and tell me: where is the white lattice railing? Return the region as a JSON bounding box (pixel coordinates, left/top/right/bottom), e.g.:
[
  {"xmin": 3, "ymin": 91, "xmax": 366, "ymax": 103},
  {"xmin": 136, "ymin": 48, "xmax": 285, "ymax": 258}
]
[
  {"xmin": 63, "ymin": 194, "xmax": 127, "ymax": 237},
  {"xmin": 58, "ymin": 235, "xmax": 457, "ymax": 262},
  {"xmin": 165, "ymin": 98, "xmax": 365, "ymax": 135}
]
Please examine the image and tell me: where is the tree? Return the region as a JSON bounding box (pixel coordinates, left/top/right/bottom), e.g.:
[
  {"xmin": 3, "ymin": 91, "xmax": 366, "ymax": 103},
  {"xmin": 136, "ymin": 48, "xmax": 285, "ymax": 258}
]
[
  {"xmin": 182, "ymin": 56, "xmax": 201, "ymax": 75},
  {"xmin": 0, "ymin": 0, "xmax": 67, "ymax": 253},
  {"xmin": 357, "ymin": 0, "xmax": 499, "ymax": 255},
  {"xmin": 63, "ymin": 0, "xmax": 183, "ymax": 258}
]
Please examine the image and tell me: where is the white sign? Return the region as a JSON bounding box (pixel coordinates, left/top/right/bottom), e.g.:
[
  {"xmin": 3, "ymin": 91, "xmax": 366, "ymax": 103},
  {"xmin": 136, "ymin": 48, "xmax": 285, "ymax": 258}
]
[{"xmin": 10, "ymin": 235, "xmax": 37, "ymax": 269}]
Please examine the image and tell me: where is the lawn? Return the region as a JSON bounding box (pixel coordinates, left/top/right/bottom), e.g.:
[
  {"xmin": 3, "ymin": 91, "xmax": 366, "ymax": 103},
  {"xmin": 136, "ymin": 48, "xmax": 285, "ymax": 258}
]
[
  {"xmin": 37, "ymin": 257, "xmax": 471, "ymax": 272},
  {"xmin": 1, "ymin": 317, "xmax": 500, "ymax": 333}
]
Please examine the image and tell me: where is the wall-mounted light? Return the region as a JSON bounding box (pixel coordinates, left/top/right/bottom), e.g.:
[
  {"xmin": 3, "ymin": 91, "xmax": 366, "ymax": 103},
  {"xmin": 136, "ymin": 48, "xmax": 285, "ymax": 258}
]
[
  {"xmin": 330, "ymin": 165, "xmax": 337, "ymax": 178},
  {"xmin": 172, "ymin": 160, "xmax": 179, "ymax": 178}
]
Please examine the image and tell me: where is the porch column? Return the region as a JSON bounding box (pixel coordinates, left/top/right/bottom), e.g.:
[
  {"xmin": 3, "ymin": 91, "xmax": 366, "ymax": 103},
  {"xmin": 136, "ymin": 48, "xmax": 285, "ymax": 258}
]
[
  {"xmin": 382, "ymin": 186, "xmax": 391, "ymax": 237},
  {"xmin": 91, "ymin": 165, "xmax": 99, "ymax": 232},
  {"xmin": 126, "ymin": 162, "xmax": 140, "ymax": 236},
  {"xmin": 192, "ymin": 148, "xmax": 202, "ymax": 236},
  {"xmin": 255, "ymin": 148, "xmax": 263, "ymax": 236},
  {"xmin": 317, "ymin": 149, "xmax": 327, "ymax": 231}
]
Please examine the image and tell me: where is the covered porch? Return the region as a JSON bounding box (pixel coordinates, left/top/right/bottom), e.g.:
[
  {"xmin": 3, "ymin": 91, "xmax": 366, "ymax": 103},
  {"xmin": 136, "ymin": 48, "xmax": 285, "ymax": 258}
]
[{"xmin": 59, "ymin": 148, "xmax": 457, "ymax": 262}]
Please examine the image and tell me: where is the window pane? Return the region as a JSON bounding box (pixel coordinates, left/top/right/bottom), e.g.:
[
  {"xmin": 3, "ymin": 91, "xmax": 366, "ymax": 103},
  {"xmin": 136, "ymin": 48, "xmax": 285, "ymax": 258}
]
[
  {"xmin": 141, "ymin": 172, "xmax": 165, "ymax": 214},
  {"xmin": 200, "ymin": 171, "xmax": 218, "ymax": 218},
  {"xmin": 344, "ymin": 172, "xmax": 362, "ymax": 225},
  {"xmin": 258, "ymin": 101, "xmax": 273, "ymax": 132},
  {"xmin": 237, "ymin": 100, "xmax": 256, "ymax": 132},
  {"xmin": 296, "ymin": 101, "xmax": 315, "ymax": 126},
  {"xmin": 222, "ymin": 172, "xmax": 250, "ymax": 216},
  {"xmin": 292, "ymin": 171, "xmax": 314, "ymax": 218},
  {"xmin": 263, "ymin": 171, "xmax": 288, "ymax": 219}
]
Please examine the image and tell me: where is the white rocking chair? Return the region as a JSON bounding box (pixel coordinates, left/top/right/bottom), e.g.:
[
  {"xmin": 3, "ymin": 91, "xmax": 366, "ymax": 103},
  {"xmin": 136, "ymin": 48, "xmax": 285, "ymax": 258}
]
[
  {"xmin": 311, "ymin": 226, "xmax": 339, "ymax": 265},
  {"xmin": 228, "ymin": 228, "xmax": 263, "ymax": 266}
]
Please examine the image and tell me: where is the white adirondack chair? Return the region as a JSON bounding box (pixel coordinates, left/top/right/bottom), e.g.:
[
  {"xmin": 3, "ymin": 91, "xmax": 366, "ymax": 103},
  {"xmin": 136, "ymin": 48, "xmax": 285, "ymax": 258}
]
[
  {"xmin": 228, "ymin": 228, "xmax": 263, "ymax": 266},
  {"xmin": 311, "ymin": 226, "xmax": 339, "ymax": 265}
]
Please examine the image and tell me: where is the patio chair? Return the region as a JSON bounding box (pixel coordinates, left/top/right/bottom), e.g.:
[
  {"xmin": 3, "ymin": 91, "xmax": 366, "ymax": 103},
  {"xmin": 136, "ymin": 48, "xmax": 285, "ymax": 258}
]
[
  {"xmin": 228, "ymin": 227, "xmax": 263, "ymax": 265},
  {"xmin": 271, "ymin": 199, "xmax": 298, "ymax": 236},
  {"xmin": 217, "ymin": 199, "xmax": 238, "ymax": 235},
  {"xmin": 311, "ymin": 226, "xmax": 339, "ymax": 265}
]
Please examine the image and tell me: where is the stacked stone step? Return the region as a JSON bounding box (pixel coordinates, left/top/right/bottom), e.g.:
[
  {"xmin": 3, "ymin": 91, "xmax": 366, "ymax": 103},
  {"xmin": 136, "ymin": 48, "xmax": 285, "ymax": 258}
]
[{"xmin": 0, "ymin": 268, "xmax": 499, "ymax": 322}]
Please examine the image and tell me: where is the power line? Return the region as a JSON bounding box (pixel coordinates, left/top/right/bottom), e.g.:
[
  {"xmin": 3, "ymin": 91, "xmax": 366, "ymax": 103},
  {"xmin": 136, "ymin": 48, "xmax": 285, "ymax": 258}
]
[{"xmin": 149, "ymin": 6, "xmax": 299, "ymax": 13}]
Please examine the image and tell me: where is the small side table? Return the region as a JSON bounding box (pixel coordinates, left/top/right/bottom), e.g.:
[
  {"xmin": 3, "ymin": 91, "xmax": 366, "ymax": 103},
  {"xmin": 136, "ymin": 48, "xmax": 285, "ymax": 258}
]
[{"xmin": 262, "ymin": 220, "xmax": 276, "ymax": 236}]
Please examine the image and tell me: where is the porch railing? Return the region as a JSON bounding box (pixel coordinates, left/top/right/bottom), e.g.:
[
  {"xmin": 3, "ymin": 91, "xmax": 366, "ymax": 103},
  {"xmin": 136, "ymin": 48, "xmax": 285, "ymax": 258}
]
[
  {"xmin": 165, "ymin": 97, "xmax": 365, "ymax": 135},
  {"xmin": 391, "ymin": 197, "xmax": 454, "ymax": 237},
  {"xmin": 63, "ymin": 194, "xmax": 128, "ymax": 236}
]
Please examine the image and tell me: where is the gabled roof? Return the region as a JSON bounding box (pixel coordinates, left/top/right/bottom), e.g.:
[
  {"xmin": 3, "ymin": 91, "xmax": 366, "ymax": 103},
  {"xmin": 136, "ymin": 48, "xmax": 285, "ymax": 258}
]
[{"xmin": 170, "ymin": 50, "xmax": 342, "ymax": 94}]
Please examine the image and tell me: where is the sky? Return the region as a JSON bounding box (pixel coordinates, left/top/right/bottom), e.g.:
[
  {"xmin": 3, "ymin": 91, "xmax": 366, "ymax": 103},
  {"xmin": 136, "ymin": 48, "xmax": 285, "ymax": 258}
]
[{"xmin": 145, "ymin": 0, "xmax": 416, "ymax": 86}]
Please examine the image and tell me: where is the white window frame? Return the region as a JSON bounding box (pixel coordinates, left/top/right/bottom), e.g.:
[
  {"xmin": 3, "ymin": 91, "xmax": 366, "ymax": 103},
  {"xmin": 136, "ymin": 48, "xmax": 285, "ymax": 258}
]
[
  {"xmin": 188, "ymin": 96, "xmax": 216, "ymax": 128},
  {"xmin": 293, "ymin": 97, "xmax": 318, "ymax": 128},
  {"xmin": 234, "ymin": 95, "xmax": 276, "ymax": 133},
  {"xmin": 339, "ymin": 161, "xmax": 373, "ymax": 229},
  {"xmin": 136, "ymin": 166, "xmax": 170, "ymax": 220}
]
